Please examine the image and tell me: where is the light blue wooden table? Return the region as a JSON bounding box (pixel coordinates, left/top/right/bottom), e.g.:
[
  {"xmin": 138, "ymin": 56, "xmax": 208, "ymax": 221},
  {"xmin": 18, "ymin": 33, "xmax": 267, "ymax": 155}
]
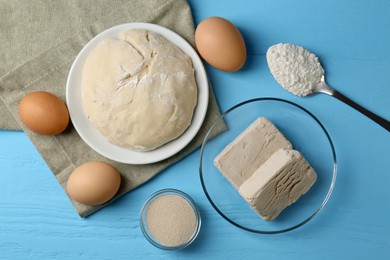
[{"xmin": 1, "ymin": 0, "xmax": 389, "ymax": 259}]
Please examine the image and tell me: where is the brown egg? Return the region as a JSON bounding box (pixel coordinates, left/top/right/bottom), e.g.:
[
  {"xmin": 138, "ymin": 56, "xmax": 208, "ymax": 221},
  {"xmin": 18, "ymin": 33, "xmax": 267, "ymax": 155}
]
[
  {"xmin": 67, "ymin": 161, "xmax": 121, "ymax": 206},
  {"xmin": 195, "ymin": 16, "xmax": 247, "ymax": 72},
  {"xmin": 18, "ymin": 91, "xmax": 69, "ymax": 135}
]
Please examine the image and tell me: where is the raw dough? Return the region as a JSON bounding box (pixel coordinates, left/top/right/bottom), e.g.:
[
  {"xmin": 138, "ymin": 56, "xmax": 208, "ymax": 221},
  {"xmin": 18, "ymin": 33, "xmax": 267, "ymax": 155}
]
[{"xmin": 82, "ymin": 29, "xmax": 197, "ymax": 151}]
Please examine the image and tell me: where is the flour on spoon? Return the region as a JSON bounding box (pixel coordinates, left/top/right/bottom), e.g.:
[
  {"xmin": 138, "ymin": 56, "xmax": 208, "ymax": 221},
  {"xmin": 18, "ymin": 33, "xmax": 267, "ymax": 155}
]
[{"xmin": 266, "ymin": 43, "xmax": 324, "ymax": 96}]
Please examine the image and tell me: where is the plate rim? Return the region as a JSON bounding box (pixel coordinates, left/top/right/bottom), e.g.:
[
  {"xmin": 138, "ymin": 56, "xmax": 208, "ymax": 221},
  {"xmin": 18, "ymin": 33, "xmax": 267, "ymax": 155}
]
[
  {"xmin": 199, "ymin": 97, "xmax": 337, "ymax": 234},
  {"xmin": 66, "ymin": 22, "xmax": 209, "ymax": 164}
]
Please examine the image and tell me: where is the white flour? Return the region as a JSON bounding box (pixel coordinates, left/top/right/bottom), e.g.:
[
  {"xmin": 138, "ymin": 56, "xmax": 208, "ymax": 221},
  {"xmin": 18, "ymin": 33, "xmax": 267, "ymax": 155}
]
[{"xmin": 266, "ymin": 43, "xmax": 324, "ymax": 96}]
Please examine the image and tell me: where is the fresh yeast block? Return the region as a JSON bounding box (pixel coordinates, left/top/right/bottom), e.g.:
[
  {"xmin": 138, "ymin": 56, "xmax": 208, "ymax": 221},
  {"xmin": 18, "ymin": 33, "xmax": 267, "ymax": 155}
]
[
  {"xmin": 239, "ymin": 148, "xmax": 317, "ymax": 221},
  {"xmin": 214, "ymin": 118, "xmax": 292, "ymax": 189}
]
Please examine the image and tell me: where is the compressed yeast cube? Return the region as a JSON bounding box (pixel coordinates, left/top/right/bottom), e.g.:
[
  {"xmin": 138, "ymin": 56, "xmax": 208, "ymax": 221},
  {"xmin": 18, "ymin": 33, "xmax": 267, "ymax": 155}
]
[
  {"xmin": 239, "ymin": 148, "xmax": 317, "ymax": 221},
  {"xmin": 214, "ymin": 117, "xmax": 292, "ymax": 189}
]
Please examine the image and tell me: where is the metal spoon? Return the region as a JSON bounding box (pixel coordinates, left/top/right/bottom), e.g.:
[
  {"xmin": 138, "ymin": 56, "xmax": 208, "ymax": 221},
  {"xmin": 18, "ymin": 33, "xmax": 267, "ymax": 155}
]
[
  {"xmin": 267, "ymin": 43, "xmax": 389, "ymax": 131},
  {"xmin": 314, "ymin": 76, "xmax": 390, "ymax": 132}
]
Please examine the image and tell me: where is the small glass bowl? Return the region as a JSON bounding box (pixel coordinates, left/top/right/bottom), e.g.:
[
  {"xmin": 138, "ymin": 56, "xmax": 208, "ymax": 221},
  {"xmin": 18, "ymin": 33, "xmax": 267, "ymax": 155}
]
[
  {"xmin": 199, "ymin": 97, "xmax": 337, "ymax": 234},
  {"xmin": 140, "ymin": 189, "xmax": 202, "ymax": 250}
]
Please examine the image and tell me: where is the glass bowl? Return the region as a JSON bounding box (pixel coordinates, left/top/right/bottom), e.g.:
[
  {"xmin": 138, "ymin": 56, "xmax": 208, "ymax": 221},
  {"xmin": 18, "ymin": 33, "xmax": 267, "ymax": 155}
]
[
  {"xmin": 199, "ymin": 98, "xmax": 337, "ymax": 234},
  {"xmin": 140, "ymin": 189, "xmax": 201, "ymax": 250}
]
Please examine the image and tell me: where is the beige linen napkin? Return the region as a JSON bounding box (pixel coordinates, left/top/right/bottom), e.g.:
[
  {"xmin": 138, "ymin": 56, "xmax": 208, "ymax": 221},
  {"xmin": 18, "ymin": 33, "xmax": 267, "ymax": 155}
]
[{"xmin": 0, "ymin": 0, "xmax": 225, "ymax": 217}]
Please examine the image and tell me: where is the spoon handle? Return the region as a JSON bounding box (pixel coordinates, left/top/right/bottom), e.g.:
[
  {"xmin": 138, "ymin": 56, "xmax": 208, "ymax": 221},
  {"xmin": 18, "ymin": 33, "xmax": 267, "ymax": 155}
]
[{"xmin": 331, "ymin": 89, "xmax": 390, "ymax": 132}]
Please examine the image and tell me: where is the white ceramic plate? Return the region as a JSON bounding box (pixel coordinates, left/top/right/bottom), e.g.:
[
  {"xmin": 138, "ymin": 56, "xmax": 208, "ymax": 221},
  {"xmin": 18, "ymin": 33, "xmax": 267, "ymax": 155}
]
[{"xmin": 66, "ymin": 23, "xmax": 209, "ymax": 164}]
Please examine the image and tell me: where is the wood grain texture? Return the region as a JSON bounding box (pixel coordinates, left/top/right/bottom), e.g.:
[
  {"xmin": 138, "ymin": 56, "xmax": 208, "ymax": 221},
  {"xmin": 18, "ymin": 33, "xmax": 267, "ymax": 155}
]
[{"xmin": 1, "ymin": 0, "xmax": 390, "ymax": 259}]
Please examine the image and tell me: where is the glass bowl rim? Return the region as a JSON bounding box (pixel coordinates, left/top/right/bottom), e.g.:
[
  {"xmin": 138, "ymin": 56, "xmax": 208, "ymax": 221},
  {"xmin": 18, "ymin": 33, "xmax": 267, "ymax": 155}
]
[
  {"xmin": 199, "ymin": 97, "xmax": 337, "ymax": 234},
  {"xmin": 140, "ymin": 188, "xmax": 202, "ymax": 249}
]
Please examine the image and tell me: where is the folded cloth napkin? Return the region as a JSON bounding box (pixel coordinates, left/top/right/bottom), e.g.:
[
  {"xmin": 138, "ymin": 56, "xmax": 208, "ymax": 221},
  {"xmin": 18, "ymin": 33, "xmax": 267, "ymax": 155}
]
[{"xmin": 0, "ymin": 0, "xmax": 225, "ymax": 217}]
